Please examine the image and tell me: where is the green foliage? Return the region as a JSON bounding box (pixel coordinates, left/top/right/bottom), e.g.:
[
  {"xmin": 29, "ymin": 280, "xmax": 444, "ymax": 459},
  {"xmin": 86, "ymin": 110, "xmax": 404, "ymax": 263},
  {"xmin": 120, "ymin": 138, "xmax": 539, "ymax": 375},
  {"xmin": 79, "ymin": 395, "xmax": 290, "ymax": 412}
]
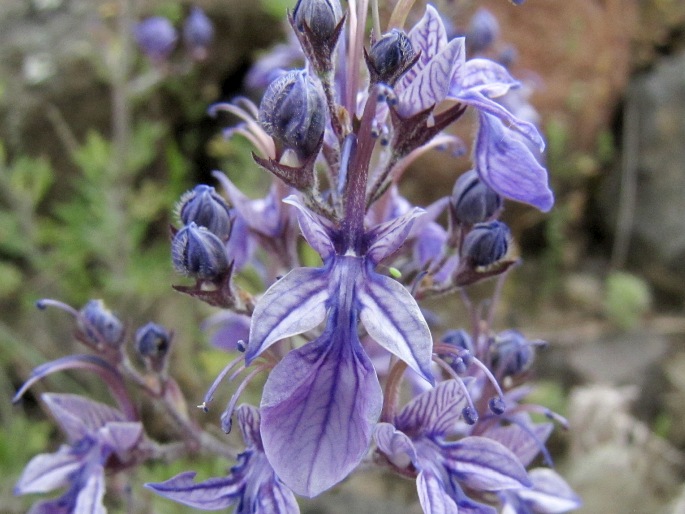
[{"xmin": 604, "ymin": 271, "xmax": 652, "ymax": 330}]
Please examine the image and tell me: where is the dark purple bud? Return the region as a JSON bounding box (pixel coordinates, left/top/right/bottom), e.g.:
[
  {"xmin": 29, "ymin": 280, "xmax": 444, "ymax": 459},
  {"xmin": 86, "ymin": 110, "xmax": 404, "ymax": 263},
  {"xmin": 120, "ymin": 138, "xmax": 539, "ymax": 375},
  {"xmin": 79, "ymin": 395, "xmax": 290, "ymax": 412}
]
[
  {"xmin": 134, "ymin": 17, "xmax": 178, "ymax": 63},
  {"xmin": 135, "ymin": 322, "xmax": 171, "ymax": 372},
  {"xmin": 488, "ymin": 396, "xmax": 506, "ymax": 415},
  {"xmin": 178, "ymin": 185, "xmax": 232, "ymax": 241},
  {"xmin": 467, "ymin": 9, "xmax": 499, "ymax": 54},
  {"xmin": 293, "ymin": 0, "xmax": 343, "ymax": 43},
  {"xmin": 172, "ymin": 222, "xmax": 229, "ymax": 280},
  {"xmin": 441, "ymin": 329, "xmax": 474, "ymax": 354},
  {"xmin": 462, "ymin": 405, "xmax": 478, "ymax": 425},
  {"xmin": 461, "ymin": 221, "xmax": 510, "ymax": 267},
  {"xmin": 259, "ymin": 70, "xmax": 326, "ymax": 159},
  {"xmin": 78, "ymin": 300, "xmax": 124, "ymax": 348},
  {"xmin": 451, "ymin": 170, "xmax": 502, "ymax": 226},
  {"xmin": 183, "ymin": 7, "xmax": 214, "ymax": 60},
  {"xmin": 491, "ymin": 329, "xmax": 535, "ymax": 377},
  {"xmin": 366, "ymin": 29, "xmax": 416, "ymax": 85}
]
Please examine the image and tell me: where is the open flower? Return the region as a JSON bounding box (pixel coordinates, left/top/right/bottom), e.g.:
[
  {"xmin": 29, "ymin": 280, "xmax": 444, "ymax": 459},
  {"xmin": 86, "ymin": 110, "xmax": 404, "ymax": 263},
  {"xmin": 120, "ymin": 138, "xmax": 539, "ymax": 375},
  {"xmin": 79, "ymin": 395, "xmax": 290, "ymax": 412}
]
[
  {"xmin": 375, "ymin": 380, "xmax": 532, "ymax": 513},
  {"xmin": 244, "ymin": 196, "xmax": 434, "ymax": 497}
]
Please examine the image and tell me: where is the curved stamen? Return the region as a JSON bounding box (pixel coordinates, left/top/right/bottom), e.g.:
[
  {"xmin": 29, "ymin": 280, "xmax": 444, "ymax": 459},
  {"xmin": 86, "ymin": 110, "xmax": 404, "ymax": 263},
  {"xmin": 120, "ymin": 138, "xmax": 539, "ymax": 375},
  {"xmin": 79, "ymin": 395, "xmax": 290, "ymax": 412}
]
[
  {"xmin": 509, "ymin": 404, "xmax": 569, "ymax": 430},
  {"xmin": 433, "ymin": 355, "xmax": 478, "ymax": 423},
  {"xmin": 200, "ymin": 355, "xmax": 246, "ymax": 411},
  {"xmin": 35, "ymin": 298, "xmax": 80, "ymax": 318},
  {"xmin": 220, "ymin": 366, "xmax": 268, "ymax": 433}
]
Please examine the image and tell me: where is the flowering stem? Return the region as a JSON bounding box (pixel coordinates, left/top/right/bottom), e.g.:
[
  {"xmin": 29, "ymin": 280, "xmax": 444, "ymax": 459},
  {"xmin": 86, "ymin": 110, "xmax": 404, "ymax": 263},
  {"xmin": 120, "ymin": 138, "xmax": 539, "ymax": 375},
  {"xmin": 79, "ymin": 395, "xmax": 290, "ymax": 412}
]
[{"xmin": 380, "ymin": 359, "xmax": 407, "ymax": 422}]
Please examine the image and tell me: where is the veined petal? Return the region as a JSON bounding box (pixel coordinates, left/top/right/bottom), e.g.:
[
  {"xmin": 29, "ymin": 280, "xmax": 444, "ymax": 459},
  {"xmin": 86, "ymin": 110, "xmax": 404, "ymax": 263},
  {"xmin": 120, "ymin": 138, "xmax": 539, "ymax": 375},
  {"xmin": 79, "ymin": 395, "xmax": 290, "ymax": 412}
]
[
  {"xmin": 98, "ymin": 422, "xmax": 143, "ymax": 457},
  {"xmin": 245, "ymin": 267, "xmax": 329, "ymax": 364},
  {"xmin": 374, "ymin": 422, "xmax": 417, "ymax": 469},
  {"xmin": 398, "ymin": 5, "xmax": 448, "ymax": 93},
  {"xmin": 456, "ymin": 59, "xmax": 520, "ymax": 99},
  {"xmin": 252, "ymin": 477, "xmax": 301, "ymax": 514},
  {"xmin": 283, "ymin": 195, "xmax": 335, "ymax": 260},
  {"xmin": 475, "ymin": 113, "xmax": 553, "ymax": 212},
  {"xmin": 442, "ymin": 436, "xmax": 532, "ymax": 491},
  {"xmin": 73, "ymin": 468, "xmax": 106, "ymax": 514},
  {"xmin": 417, "ymin": 470, "xmax": 460, "ymax": 514},
  {"xmin": 395, "ymin": 380, "xmax": 468, "ymax": 437},
  {"xmin": 146, "ymin": 471, "xmax": 243, "ymax": 510},
  {"xmin": 237, "ymin": 404, "xmax": 263, "ymax": 450},
  {"xmin": 516, "ymin": 468, "xmax": 582, "ymax": 513},
  {"xmin": 260, "ymin": 324, "xmax": 382, "ymax": 497},
  {"xmin": 398, "ymin": 38, "xmax": 465, "ymax": 117},
  {"xmin": 358, "ymin": 272, "xmax": 434, "ymax": 384},
  {"xmin": 15, "ymin": 446, "xmax": 82, "ymax": 495},
  {"xmin": 483, "ymin": 421, "xmax": 554, "ymax": 467},
  {"xmin": 366, "ymin": 207, "xmax": 425, "ymax": 265},
  {"xmin": 41, "ymin": 394, "xmax": 125, "ymax": 444}
]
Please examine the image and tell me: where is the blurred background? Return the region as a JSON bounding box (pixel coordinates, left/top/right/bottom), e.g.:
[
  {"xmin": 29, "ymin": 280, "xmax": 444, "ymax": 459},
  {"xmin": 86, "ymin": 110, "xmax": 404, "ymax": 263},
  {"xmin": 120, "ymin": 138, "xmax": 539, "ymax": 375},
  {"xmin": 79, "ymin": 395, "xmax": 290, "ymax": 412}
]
[{"xmin": 1, "ymin": 0, "xmax": 685, "ymax": 512}]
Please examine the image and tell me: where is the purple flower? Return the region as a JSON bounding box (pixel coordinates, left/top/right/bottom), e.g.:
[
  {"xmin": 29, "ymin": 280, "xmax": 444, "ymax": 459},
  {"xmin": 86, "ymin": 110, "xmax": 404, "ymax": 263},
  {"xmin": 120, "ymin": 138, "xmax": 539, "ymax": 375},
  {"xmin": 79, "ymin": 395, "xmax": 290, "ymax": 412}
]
[
  {"xmin": 15, "ymin": 394, "xmax": 143, "ymax": 514},
  {"xmin": 244, "ymin": 196, "xmax": 434, "ymax": 497},
  {"xmin": 183, "ymin": 7, "xmax": 214, "ymax": 60},
  {"xmin": 147, "ymin": 405, "xmax": 299, "ymax": 513},
  {"xmin": 375, "ymin": 380, "xmax": 532, "ymax": 514},
  {"xmin": 134, "ymin": 16, "xmax": 178, "ymax": 63}
]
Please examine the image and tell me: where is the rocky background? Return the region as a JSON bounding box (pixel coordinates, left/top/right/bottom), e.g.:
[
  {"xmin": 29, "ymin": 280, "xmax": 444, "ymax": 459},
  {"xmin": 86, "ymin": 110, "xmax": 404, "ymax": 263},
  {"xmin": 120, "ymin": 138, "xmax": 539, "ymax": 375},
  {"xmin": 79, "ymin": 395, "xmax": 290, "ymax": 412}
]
[{"xmin": 2, "ymin": 0, "xmax": 685, "ymax": 512}]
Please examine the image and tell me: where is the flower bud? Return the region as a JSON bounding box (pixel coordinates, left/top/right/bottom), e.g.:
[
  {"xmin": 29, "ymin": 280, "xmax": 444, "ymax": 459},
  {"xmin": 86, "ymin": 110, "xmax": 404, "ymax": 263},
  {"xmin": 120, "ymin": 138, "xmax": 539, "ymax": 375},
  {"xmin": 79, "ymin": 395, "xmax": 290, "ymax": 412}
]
[
  {"xmin": 441, "ymin": 329, "xmax": 474, "ymax": 354},
  {"xmin": 467, "ymin": 9, "xmax": 499, "ymax": 54},
  {"xmin": 78, "ymin": 300, "xmax": 124, "ymax": 348},
  {"xmin": 183, "ymin": 7, "xmax": 214, "ymax": 60},
  {"xmin": 172, "ymin": 222, "xmax": 229, "ymax": 280},
  {"xmin": 259, "ymin": 70, "xmax": 326, "ymax": 159},
  {"xmin": 135, "ymin": 322, "xmax": 171, "ymax": 372},
  {"xmin": 178, "ymin": 185, "xmax": 232, "ymax": 241},
  {"xmin": 293, "ymin": 0, "xmax": 343, "ymax": 43},
  {"xmin": 450, "ymin": 170, "xmax": 502, "ymax": 226},
  {"xmin": 490, "ymin": 329, "xmax": 535, "ymax": 377},
  {"xmin": 461, "ymin": 221, "xmax": 510, "ymax": 267},
  {"xmin": 366, "ymin": 29, "xmax": 415, "ymax": 85},
  {"xmin": 134, "ymin": 17, "xmax": 178, "ymax": 63}
]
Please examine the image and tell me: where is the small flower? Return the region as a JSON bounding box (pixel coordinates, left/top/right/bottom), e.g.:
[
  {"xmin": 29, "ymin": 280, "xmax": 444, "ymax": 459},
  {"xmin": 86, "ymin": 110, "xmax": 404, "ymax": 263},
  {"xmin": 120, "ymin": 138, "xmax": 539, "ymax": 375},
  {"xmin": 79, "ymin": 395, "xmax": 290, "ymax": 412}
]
[
  {"xmin": 259, "ymin": 70, "xmax": 327, "ymax": 160},
  {"xmin": 78, "ymin": 299, "xmax": 124, "ymax": 349},
  {"xmin": 171, "ymin": 222, "xmax": 230, "ymax": 280},
  {"xmin": 467, "ymin": 9, "xmax": 500, "ymax": 55},
  {"xmin": 183, "ymin": 7, "xmax": 214, "ymax": 60},
  {"xmin": 134, "ymin": 16, "xmax": 178, "ymax": 63},
  {"xmin": 147, "ymin": 405, "xmax": 299, "ymax": 513},
  {"xmin": 375, "ymin": 381, "xmax": 532, "ymax": 514},
  {"xmin": 450, "ymin": 169, "xmax": 503, "ymax": 226},
  {"xmin": 366, "ymin": 30, "xmax": 416, "ymax": 86},
  {"xmin": 490, "ymin": 329, "xmax": 537, "ymax": 378},
  {"xmin": 461, "ymin": 221, "xmax": 511, "ymax": 267},
  {"xmin": 178, "ymin": 184, "xmax": 232, "ymax": 241}
]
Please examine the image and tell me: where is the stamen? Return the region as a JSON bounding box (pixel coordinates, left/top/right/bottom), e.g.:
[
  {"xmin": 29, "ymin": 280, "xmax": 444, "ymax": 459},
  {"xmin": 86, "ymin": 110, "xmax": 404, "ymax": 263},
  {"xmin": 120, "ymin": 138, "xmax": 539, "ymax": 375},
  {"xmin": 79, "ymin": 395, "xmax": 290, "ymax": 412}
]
[
  {"xmin": 433, "ymin": 356, "xmax": 478, "ymax": 424},
  {"xmin": 506, "ymin": 416, "xmax": 555, "ymax": 467},
  {"xmin": 35, "ymin": 299, "xmax": 80, "ymax": 318},
  {"xmin": 220, "ymin": 366, "xmax": 266, "ymax": 433},
  {"xmin": 202, "ymin": 355, "xmax": 246, "ymax": 408}
]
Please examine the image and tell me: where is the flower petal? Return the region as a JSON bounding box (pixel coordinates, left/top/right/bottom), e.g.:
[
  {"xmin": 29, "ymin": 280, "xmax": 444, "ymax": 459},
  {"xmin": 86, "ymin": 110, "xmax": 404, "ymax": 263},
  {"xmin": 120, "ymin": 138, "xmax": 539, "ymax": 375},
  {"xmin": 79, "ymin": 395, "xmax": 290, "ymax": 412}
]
[
  {"xmin": 398, "ymin": 38, "xmax": 465, "ymax": 117},
  {"xmin": 516, "ymin": 468, "xmax": 582, "ymax": 513},
  {"xmin": 442, "ymin": 436, "xmax": 532, "ymax": 491},
  {"xmin": 237, "ymin": 404, "xmax": 263, "ymax": 450},
  {"xmin": 374, "ymin": 422, "xmax": 417, "ymax": 469},
  {"xmin": 245, "ymin": 267, "xmax": 330, "ymax": 364},
  {"xmin": 283, "ymin": 195, "xmax": 335, "ymax": 260},
  {"xmin": 98, "ymin": 422, "xmax": 144, "ymax": 457},
  {"xmin": 358, "ymin": 272, "xmax": 434, "ymax": 384},
  {"xmin": 41, "ymin": 393, "xmax": 125, "ymax": 443},
  {"xmin": 15, "ymin": 446, "xmax": 82, "ymax": 495},
  {"xmin": 73, "ymin": 467, "xmax": 106, "ymax": 514},
  {"xmin": 482, "ymin": 421, "xmax": 554, "ymax": 467},
  {"xmin": 417, "ymin": 470, "xmax": 460, "ymax": 514},
  {"xmin": 146, "ymin": 471, "xmax": 242, "ymax": 510},
  {"xmin": 366, "ymin": 207, "xmax": 425, "ymax": 265},
  {"xmin": 397, "ymin": 5, "xmax": 448, "ymax": 93},
  {"xmin": 260, "ymin": 323, "xmax": 382, "ymax": 497},
  {"xmin": 474, "ymin": 113, "xmax": 553, "ymax": 212},
  {"xmin": 395, "ymin": 380, "xmax": 468, "ymax": 437},
  {"xmin": 456, "ymin": 59, "xmax": 520, "ymax": 99}
]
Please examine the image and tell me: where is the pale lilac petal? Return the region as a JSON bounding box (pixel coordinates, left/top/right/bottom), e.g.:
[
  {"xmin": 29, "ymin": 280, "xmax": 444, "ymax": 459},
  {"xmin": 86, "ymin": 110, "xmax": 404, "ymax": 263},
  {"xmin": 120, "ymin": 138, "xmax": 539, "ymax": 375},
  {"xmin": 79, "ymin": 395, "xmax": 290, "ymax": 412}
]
[
  {"xmin": 398, "ymin": 38, "xmax": 465, "ymax": 117},
  {"xmin": 146, "ymin": 471, "xmax": 242, "ymax": 510},
  {"xmin": 202, "ymin": 311, "xmax": 251, "ymax": 352},
  {"xmin": 236, "ymin": 404, "xmax": 262, "ymax": 450},
  {"xmin": 98, "ymin": 422, "xmax": 143, "ymax": 456},
  {"xmin": 415, "ymin": 222, "xmax": 447, "ymax": 268},
  {"xmin": 225, "ymin": 215, "xmax": 256, "ymax": 271},
  {"xmin": 483, "ymin": 422, "xmax": 554, "ymax": 467},
  {"xmin": 283, "ymin": 196, "xmax": 335, "ymax": 260},
  {"xmin": 395, "ymin": 380, "xmax": 468, "ymax": 437},
  {"xmin": 516, "ymin": 468, "xmax": 582, "ymax": 513},
  {"xmin": 475, "ymin": 113, "xmax": 553, "ymax": 212},
  {"xmin": 442, "ymin": 436, "xmax": 531, "ymax": 491},
  {"xmin": 455, "ymin": 89, "xmax": 545, "ymax": 150},
  {"xmin": 73, "ymin": 468, "xmax": 106, "ymax": 514},
  {"xmin": 398, "ymin": 5, "xmax": 448, "ymax": 92},
  {"xmin": 417, "ymin": 470, "xmax": 460, "ymax": 514},
  {"xmin": 245, "ymin": 267, "xmax": 330, "ymax": 363},
  {"xmin": 358, "ymin": 272, "xmax": 434, "ymax": 384},
  {"xmin": 41, "ymin": 393, "xmax": 124, "ymax": 443},
  {"xmin": 252, "ymin": 477, "xmax": 301, "ymax": 514},
  {"xmin": 15, "ymin": 446, "xmax": 82, "ymax": 494},
  {"xmin": 260, "ymin": 327, "xmax": 382, "ymax": 497},
  {"xmin": 374, "ymin": 422, "xmax": 417, "ymax": 468},
  {"xmin": 457, "ymin": 59, "xmax": 520, "ymax": 98},
  {"xmin": 366, "ymin": 207, "xmax": 425, "ymax": 264}
]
